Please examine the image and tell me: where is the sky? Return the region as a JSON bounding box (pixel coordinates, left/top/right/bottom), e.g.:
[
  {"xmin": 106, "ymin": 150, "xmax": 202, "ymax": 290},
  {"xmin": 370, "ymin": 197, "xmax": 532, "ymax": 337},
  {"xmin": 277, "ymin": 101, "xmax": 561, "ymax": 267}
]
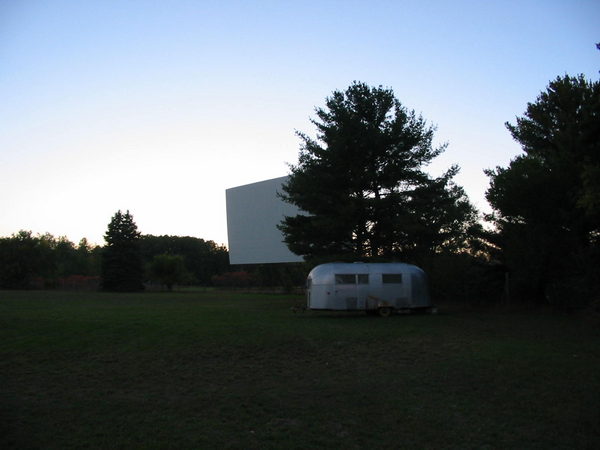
[{"xmin": 1, "ymin": 0, "xmax": 598, "ymax": 247}]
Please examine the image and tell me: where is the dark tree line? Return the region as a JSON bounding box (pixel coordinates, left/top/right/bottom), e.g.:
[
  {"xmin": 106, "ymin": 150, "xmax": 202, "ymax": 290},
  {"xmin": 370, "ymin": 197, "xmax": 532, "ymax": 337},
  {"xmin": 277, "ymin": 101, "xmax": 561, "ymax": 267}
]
[
  {"xmin": 0, "ymin": 212, "xmax": 230, "ymax": 291},
  {"xmin": 102, "ymin": 211, "xmax": 231, "ymax": 291},
  {"xmin": 141, "ymin": 234, "xmax": 229, "ymax": 286},
  {"xmin": 0, "ymin": 231, "xmax": 100, "ymax": 289},
  {"xmin": 280, "ymin": 77, "xmax": 599, "ymax": 307}
]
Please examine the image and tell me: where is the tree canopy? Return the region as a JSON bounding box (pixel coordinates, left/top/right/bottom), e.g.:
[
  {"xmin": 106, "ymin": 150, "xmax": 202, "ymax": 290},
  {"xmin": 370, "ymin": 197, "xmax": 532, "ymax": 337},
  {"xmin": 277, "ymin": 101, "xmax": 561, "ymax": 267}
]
[
  {"xmin": 148, "ymin": 254, "xmax": 189, "ymax": 291},
  {"xmin": 279, "ymin": 81, "xmax": 479, "ymax": 264},
  {"xmin": 140, "ymin": 235, "xmax": 229, "ymax": 286},
  {"xmin": 486, "ymin": 74, "xmax": 600, "ymax": 305},
  {"xmin": 0, "ymin": 231, "xmax": 100, "ymax": 289}
]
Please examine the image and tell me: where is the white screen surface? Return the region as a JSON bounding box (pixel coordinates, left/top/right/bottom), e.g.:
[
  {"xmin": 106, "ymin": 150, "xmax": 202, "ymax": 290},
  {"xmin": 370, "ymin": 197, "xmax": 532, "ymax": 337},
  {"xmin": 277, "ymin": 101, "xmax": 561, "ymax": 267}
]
[{"xmin": 226, "ymin": 176, "xmax": 304, "ymax": 264}]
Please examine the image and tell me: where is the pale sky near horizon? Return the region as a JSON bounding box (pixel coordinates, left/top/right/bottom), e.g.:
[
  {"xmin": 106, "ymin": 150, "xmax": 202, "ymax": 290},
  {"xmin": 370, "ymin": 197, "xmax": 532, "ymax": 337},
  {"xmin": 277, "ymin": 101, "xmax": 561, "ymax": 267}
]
[{"xmin": 1, "ymin": 0, "xmax": 598, "ymax": 247}]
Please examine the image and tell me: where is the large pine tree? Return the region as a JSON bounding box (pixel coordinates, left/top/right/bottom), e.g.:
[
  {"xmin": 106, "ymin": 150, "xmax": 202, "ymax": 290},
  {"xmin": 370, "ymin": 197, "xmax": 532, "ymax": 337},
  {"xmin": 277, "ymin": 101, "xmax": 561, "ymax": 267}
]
[
  {"xmin": 486, "ymin": 75, "xmax": 600, "ymax": 304},
  {"xmin": 279, "ymin": 82, "xmax": 478, "ymax": 263},
  {"xmin": 101, "ymin": 210, "xmax": 143, "ymax": 291}
]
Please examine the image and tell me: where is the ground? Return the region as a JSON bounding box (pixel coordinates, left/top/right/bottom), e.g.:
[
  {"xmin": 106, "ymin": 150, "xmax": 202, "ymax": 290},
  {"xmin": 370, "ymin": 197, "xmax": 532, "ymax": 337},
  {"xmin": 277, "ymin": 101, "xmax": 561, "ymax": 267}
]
[{"xmin": 1, "ymin": 290, "xmax": 599, "ymax": 449}]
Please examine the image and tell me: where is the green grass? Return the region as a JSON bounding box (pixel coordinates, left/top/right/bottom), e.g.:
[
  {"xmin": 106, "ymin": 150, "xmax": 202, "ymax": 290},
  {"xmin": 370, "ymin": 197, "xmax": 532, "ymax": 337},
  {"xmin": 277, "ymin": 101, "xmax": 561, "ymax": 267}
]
[{"xmin": 1, "ymin": 290, "xmax": 599, "ymax": 449}]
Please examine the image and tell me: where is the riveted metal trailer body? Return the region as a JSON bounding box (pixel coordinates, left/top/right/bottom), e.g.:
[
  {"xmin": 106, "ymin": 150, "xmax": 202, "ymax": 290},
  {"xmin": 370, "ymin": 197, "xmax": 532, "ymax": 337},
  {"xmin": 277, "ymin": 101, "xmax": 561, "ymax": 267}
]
[{"xmin": 306, "ymin": 262, "xmax": 432, "ymax": 315}]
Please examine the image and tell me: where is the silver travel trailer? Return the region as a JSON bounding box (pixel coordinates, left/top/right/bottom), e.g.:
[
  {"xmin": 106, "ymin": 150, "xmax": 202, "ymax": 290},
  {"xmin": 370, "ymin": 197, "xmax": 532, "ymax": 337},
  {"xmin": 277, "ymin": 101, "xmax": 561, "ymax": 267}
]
[{"xmin": 306, "ymin": 262, "xmax": 433, "ymax": 316}]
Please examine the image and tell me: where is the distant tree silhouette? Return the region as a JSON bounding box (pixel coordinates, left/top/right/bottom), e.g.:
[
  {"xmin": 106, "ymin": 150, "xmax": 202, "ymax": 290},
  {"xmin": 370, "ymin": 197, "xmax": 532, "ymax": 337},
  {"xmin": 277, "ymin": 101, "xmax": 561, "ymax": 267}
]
[
  {"xmin": 0, "ymin": 231, "xmax": 101, "ymax": 289},
  {"xmin": 0, "ymin": 231, "xmax": 45, "ymax": 288},
  {"xmin": 101, "ymin": 210, "xmax": 143, "ymax": 291}
]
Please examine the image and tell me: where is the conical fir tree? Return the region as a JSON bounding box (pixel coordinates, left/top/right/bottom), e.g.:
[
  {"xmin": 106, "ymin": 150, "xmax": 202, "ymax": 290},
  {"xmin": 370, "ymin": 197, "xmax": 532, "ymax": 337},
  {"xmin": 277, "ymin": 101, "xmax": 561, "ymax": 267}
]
[{"xmin": 101, "ymin": 210, "xmax": 143, "ymax": 291}]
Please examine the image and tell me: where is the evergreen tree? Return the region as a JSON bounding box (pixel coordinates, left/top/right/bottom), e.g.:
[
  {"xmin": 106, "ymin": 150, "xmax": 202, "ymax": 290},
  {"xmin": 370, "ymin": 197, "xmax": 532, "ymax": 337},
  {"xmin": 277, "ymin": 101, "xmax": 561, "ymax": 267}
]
[
  {"xmin": 485, "ymin": 75, "xmax": 600, "ymax": 305},
  {"xmin": 101, "ymin": 210, "xmax": 143, "ymax": 291},
  {"xmin": 279, "ymin": 81, "xmax": 479, "ymax": 263}
]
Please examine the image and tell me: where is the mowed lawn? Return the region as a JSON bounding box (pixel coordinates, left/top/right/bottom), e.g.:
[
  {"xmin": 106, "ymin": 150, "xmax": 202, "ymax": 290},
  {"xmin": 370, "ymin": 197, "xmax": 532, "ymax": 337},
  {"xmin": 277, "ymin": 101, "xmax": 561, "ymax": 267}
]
[{"xmin": 1, "ymin": 290, "xmax": 599, "ymax": 449}]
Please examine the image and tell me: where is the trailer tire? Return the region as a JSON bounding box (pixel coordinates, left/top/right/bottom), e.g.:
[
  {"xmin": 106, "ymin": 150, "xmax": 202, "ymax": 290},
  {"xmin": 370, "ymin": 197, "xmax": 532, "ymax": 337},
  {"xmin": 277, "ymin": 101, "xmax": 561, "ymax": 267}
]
[{"xmin": 378, "ymin": 306, "xmax": 393, "ymax": 317}]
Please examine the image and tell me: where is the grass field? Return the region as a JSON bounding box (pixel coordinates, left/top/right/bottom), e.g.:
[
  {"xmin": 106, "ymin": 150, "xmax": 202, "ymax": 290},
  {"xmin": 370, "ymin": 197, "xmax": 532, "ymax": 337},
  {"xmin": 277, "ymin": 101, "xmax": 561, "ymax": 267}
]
[{"xmin": 1, "ymin": 290, "xmax": 599, "ymax": 449}]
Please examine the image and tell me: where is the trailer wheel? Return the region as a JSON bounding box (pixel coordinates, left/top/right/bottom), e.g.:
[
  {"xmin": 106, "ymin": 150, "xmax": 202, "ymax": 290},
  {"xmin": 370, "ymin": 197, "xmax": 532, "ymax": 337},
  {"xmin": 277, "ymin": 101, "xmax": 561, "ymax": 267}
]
[{"xmin": 378, "ymin": 306, "xmax": 393, "ymax": 317}]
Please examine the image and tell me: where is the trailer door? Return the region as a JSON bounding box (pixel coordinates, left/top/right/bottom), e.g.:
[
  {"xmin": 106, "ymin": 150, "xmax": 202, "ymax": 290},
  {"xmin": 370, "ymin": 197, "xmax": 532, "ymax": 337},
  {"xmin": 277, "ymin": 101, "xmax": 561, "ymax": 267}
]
[
  {"xmin": 381, "ymin": 273, "xmax": 410, "ymax": 308},
  {"xmin": 356, "ymin": 274, "xmax": 370, "ymax": 310},
  {"xmin": 334, "ymin": 274, "xmax": 358, "ymax": 310},
  {"xmin": 334, "ymin": 274, "xmax": 369, "ymax": 310}
]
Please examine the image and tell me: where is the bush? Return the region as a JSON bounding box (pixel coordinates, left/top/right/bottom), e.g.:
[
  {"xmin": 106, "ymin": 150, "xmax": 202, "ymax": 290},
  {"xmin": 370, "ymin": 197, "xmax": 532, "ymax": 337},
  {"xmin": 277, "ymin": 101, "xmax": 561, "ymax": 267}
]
[{"xmin": 147, "ymin": 254, "xmax": 192, "ymax": 290}]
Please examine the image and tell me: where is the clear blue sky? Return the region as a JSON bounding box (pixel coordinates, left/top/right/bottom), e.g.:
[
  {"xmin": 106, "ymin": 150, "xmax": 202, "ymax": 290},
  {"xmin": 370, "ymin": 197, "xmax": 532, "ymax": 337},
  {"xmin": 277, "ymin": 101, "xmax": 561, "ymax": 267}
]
[{"xmin": 1, "ymin": 0, "xmax": 598, "ymax": 246}]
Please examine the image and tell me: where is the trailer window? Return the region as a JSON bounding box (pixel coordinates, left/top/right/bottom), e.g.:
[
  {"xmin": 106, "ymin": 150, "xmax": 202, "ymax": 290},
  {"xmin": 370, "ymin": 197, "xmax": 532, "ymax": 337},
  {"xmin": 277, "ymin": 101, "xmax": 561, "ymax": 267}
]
[
  {"xmin": 335, "ymin": 274, "xmax": 356, "ymax": 284},
  {"xmin": 357, "ymin": 274, "xmax": 369, "ymax": 284},
  {"xmin": 382, "ymin": 274, "xmax": 403, "ymax": 284}
]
